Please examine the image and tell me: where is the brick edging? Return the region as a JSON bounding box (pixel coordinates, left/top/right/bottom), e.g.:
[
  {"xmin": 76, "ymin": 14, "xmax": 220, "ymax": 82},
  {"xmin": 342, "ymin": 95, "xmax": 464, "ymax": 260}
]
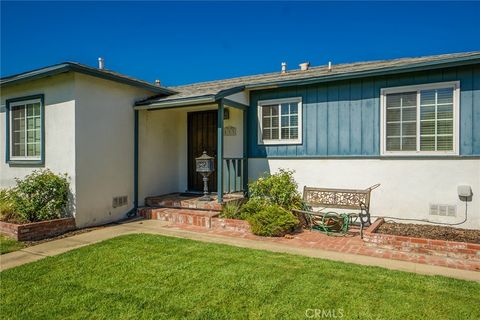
[
  {"xmin": 363, "ymin": 218, "xmax": 480, "ymax": 261},
  {"xmin": 211, "ymin": 217, "xmax": 251, "ymax": 232},
  {"xmin": 0, "ymin": 217, "xmax": 76, "ymax": 241}
]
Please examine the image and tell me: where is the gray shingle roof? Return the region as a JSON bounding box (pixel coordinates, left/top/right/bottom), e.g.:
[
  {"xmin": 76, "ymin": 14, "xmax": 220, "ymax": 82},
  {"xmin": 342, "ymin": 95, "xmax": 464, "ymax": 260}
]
[
  {"xmin": 137, "ymin": 51, "xmax": 480, "ymax": 107},
  {"xmin": 1, "ymin": 62, "xmax": 176, "ymax": 95}
]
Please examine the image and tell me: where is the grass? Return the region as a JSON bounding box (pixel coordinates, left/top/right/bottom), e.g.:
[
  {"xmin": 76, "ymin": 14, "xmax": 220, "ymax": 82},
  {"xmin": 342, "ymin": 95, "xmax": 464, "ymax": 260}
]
[
  {"xmin": 0, "ymin": 235, "xmax": 25, "ymax": 254},
  {"xmin": 1, "ymin": 234, "xmax": 479, "ymax": 320}
]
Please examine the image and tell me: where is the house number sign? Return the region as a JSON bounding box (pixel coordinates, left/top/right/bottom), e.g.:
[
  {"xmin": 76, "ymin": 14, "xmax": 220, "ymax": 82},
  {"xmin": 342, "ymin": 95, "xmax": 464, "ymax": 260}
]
[{"xmin": 224, "ymin": 126, "xmax": 237, "ymax": 136}]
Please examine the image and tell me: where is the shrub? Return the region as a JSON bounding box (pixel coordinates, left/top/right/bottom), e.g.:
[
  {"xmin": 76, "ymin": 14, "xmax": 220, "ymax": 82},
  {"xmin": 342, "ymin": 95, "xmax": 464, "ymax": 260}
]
[
  {"xmin": 0, "ymin": 189, "xmax": 24, "ymax": 223},
  {"xmin": 248, "ymin": 169, "xmax": 303, "ymax": 210},
  {"xmin": 247, "ymin": 204, "xmax": 299, "ymax": 237},
  {"xmin": 11, "ymin": 169, "xmax": 70, "ymax": 222},
  {"xmin": 220, "ymin": 201, "xmax": 242, "ymax": 219},
  {"xmin": 222, "ymin": 198, "xmax": 270, "ymax": 221},
  {"xmin": 238, "ymin": 198, "xmax": 266, "ymax": 220}
]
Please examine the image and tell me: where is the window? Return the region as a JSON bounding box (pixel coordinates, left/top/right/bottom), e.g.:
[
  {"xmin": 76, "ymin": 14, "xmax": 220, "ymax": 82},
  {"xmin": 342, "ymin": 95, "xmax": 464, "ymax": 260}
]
[
  {"xmin": 381, "ymin": 82, "xmax": 459, "ymax": 155},
  {"xmin": 6, "ymin": 95, "xmax": 44, "ymax": 164},
  {"xmin": 258, "ymin": 97, "xmax": 302, "ymax": 145}
]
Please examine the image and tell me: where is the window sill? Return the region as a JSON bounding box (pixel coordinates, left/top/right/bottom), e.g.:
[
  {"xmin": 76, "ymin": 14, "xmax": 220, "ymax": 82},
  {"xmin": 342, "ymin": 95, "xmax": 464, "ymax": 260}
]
[
  {"xmin": 7, "ymin": 159, "xmax": 45, "ymax": 167},
  {"xmin": 380, "ymin": 152, "xmax": 459, "ymax": 157},
  {"xmin": 258, "ymin": 140, "xmax": 302, "ymax": 146}
]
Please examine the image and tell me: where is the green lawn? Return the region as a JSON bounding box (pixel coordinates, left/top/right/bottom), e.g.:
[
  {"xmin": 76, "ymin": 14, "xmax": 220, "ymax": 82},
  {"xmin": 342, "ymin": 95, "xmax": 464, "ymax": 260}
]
[
  {"xmin": 1, "ymin": 234, "xmax": 479, "ymax": 320},
  {"xmin": 0, "ymin": 235, "xmax": 25, "ymax": 254}
]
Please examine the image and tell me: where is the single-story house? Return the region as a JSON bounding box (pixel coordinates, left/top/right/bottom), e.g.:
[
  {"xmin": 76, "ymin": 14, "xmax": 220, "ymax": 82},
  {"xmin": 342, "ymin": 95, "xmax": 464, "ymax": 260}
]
[{"xmin": 1, "ymin": 52, "xmax": 479, "ymax": 229}]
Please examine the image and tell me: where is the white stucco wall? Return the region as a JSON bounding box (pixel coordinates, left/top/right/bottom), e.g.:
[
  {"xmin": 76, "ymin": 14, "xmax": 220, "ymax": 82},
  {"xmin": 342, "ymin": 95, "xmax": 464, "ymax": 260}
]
[
  {"xmin": 249, "ymin": 158, "xmax": 480, "ymax": 230},
  {"xmin": 138, "ymin": 109, "xmax": 183, "ymax": 204},
  {"xmin": 73, "ymin": 73, "xmax": 153, "ymax": 227},
  {"xmin": 0, "ymin": 73, "xmax": 77, "ymax": 205},
  {"xmin": 224, "ymin": 107, "xmax": 244, "ymax": 158}
]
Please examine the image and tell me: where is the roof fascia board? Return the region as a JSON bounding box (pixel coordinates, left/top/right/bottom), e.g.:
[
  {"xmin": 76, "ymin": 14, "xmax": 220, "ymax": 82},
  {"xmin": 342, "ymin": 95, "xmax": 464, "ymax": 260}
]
[
  {"xmin": 0, "ymin": 65, "xmax": 71, "ymax": 87},
  {"xmin": 214, "ymin": 86, "xmax": 246, "ymax": 99},
  {"xmin": 136, "ymin": 86, "xmax": 247, "ymax": 109},
  {"xmin": 139, "ymin": 102, "xmax": 219, "ymax": 112},
  {"xmin": 134, "ymin": 95, "xmax": 216, "ymax": 110}
]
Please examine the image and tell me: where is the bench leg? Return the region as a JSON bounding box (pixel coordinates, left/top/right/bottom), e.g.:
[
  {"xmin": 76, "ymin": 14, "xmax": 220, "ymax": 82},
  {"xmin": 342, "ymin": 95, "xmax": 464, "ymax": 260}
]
[{"xmin": 365, "ymin": 208, "xmax": 372, "ymax": 226}]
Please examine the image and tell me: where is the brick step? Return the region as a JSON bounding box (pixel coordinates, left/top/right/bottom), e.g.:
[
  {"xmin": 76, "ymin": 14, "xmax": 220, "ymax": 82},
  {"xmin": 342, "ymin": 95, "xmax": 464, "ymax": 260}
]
[
  {"xmin": 138, "ymin": 207, "xmax": 251, "ymax": 233},
  {"xmin": 145, "ymin": 193, "xmax": 244, "ymax": 212},
  {"xmin": 138, "ymin": 207, "xmax": 219, "ymax": 228},
  {"xmin": 145, "ymin": 197, "xmax": 223, "ymax": 211}
]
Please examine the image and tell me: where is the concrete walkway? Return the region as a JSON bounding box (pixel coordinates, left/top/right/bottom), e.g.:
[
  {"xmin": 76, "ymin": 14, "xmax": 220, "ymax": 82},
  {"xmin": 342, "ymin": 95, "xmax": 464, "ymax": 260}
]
[{"xmin": 1, "ymin": 219, "xmax": 479, "ymax": 282}]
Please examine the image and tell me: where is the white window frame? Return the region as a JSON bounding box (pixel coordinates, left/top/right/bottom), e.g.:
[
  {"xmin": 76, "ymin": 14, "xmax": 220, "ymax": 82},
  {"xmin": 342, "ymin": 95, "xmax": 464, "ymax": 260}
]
[
  {"xmin": 9, "ymin": 98, "xmax": 43, "ymax": 161},
  {"xmin": 380, "ymin": 81, "xmax": 460, "ymax": 156},
  {"xmin": 257, "ymin": 97, "xmax": 303, "ymax": 145}
]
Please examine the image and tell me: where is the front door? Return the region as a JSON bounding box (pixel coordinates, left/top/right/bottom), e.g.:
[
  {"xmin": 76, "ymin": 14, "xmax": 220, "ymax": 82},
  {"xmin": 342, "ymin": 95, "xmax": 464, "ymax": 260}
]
[{"xmin": 187, "ymin": 110, "xmax": 217, "ymax": 192}]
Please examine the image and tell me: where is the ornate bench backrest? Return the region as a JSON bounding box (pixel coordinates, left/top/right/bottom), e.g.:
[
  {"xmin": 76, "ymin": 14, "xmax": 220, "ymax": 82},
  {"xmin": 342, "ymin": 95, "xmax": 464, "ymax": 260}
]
[{"xmin": 303, "ymin": 186, "xmax": 371, "ymax": 210}]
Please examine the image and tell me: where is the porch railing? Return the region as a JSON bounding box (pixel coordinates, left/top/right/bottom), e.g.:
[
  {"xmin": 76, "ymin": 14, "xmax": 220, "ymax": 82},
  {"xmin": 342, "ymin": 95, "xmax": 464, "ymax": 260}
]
[{"xmin": 223, "ymin": 158, "xmax": 247, "ymax": 194}]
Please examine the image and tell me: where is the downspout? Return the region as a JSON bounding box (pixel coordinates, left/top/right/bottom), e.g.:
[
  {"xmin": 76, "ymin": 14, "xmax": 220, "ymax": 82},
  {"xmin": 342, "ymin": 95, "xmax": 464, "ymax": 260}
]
[{"xmin": 127, "ymin": 109, "xmax": 139, "ymax": 218}]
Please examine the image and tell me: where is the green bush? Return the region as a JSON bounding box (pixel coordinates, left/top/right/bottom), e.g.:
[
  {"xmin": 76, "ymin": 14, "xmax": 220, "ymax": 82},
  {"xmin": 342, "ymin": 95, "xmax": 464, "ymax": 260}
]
[
  {"xmin": 238, "ymin": 198, "xmax": 266, "ymax": 220},
  {"xmin": 0, "ymin": 189, "xmax": 23, "ymax": 223},
  {"xmin": 248, "ymin": 169, "xmax": 303, "ymax": 210},
  {"xmin": 221, "ymin": 169, "xmax": 304, "ymax": 238},
  {"xmin": 10, "ymin": 169, "xmax": 70, "ymax": 222},
  {"xmin": 247, "ymin": 204, "xmax": 299, "ymax": 237}
]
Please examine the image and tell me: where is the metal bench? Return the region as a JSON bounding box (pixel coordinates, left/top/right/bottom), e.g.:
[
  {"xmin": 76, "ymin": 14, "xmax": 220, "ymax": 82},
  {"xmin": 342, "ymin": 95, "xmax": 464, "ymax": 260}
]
[{"xmin": 293, "ymin": 184, "xmax": 380, "ymax": 238}]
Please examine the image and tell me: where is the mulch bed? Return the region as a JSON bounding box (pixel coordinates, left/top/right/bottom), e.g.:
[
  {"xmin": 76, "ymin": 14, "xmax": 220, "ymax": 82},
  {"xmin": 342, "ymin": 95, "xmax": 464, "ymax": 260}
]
[
  {"xmin": 18, "ymin": 218, "xmax": 139, "ymax": 247},
  {"xmin": 377, "ymin": 222, "xmax": 480, "ymax": 244},
  {"xmin": 21, "ymin": 225, "xmax": 106, "ymax": 247},
  {"xmin": 1, "ymin": 217, "xmax": 144, "ymax": 252}
]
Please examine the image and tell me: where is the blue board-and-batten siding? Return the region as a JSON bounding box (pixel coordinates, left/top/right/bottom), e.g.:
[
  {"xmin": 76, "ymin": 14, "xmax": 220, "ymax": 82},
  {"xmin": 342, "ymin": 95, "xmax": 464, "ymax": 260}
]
[{"xmin": 248, "ymin": 64, "xmax": 480, "ymax": 157}]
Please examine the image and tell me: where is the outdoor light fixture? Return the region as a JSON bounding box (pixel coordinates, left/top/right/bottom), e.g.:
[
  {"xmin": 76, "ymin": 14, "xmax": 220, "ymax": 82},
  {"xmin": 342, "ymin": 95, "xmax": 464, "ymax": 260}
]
[{"xmin": 195, "ymin": 151, "xmax": 215, "ymax": 201}]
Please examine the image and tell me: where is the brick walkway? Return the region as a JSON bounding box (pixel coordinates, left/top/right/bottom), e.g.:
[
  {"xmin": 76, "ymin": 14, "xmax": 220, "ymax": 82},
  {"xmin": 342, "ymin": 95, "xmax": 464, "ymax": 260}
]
[{"xmin": 163, "ymin": 222, "xmax": 480, "ymax": 272}]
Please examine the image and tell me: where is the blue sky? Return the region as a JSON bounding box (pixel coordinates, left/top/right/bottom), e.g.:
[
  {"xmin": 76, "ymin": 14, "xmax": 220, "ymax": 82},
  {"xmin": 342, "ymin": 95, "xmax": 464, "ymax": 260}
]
[{"xmin": 1, "ymin": 1, "xmax": 479, "ymax": 86}]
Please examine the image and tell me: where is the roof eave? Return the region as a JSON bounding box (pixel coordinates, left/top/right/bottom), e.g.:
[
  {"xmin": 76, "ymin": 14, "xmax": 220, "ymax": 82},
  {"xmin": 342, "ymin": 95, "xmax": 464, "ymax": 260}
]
[
  {"xmin": 0, "ymin": 64, "xmax": 71, "ymax": 88},
  {"xmin": 134, "ymin": 95, "xmax": 217, "ymax": 110},
  {"xmin": 134, "ymin": 85, "xmax": 247, "ymax": 109},
  {"xmin": 214, "ymin": 85, "xmax": 246, "ymax": 99},
  {"xmin": 0, "ymin": 63, "xmax": 176, "ymax": 95},
  {"xmin": 69, "ymin": 64, "xmax": 177, "ymax": 95},
  {"xmin": 246, "ymin": 55, "xmax": 480, "ymax": 90}
]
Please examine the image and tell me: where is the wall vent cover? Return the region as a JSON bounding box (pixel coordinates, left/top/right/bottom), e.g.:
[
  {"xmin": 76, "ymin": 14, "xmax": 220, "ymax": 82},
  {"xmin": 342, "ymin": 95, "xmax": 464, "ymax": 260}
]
[
  {"xmin": 113, "ymin": 196, "xmax": 128, "ymax": 208},
  {"xmin": 429, "ymin": 204, "xmax": 456, "ymax": 217}
]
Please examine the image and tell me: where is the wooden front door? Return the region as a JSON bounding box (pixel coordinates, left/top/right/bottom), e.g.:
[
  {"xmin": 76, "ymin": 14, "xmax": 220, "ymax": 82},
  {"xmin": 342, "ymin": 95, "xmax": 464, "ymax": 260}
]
[{"xmin": 187, "ymin": 110, "xmax": 217, "ymax": 192}]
